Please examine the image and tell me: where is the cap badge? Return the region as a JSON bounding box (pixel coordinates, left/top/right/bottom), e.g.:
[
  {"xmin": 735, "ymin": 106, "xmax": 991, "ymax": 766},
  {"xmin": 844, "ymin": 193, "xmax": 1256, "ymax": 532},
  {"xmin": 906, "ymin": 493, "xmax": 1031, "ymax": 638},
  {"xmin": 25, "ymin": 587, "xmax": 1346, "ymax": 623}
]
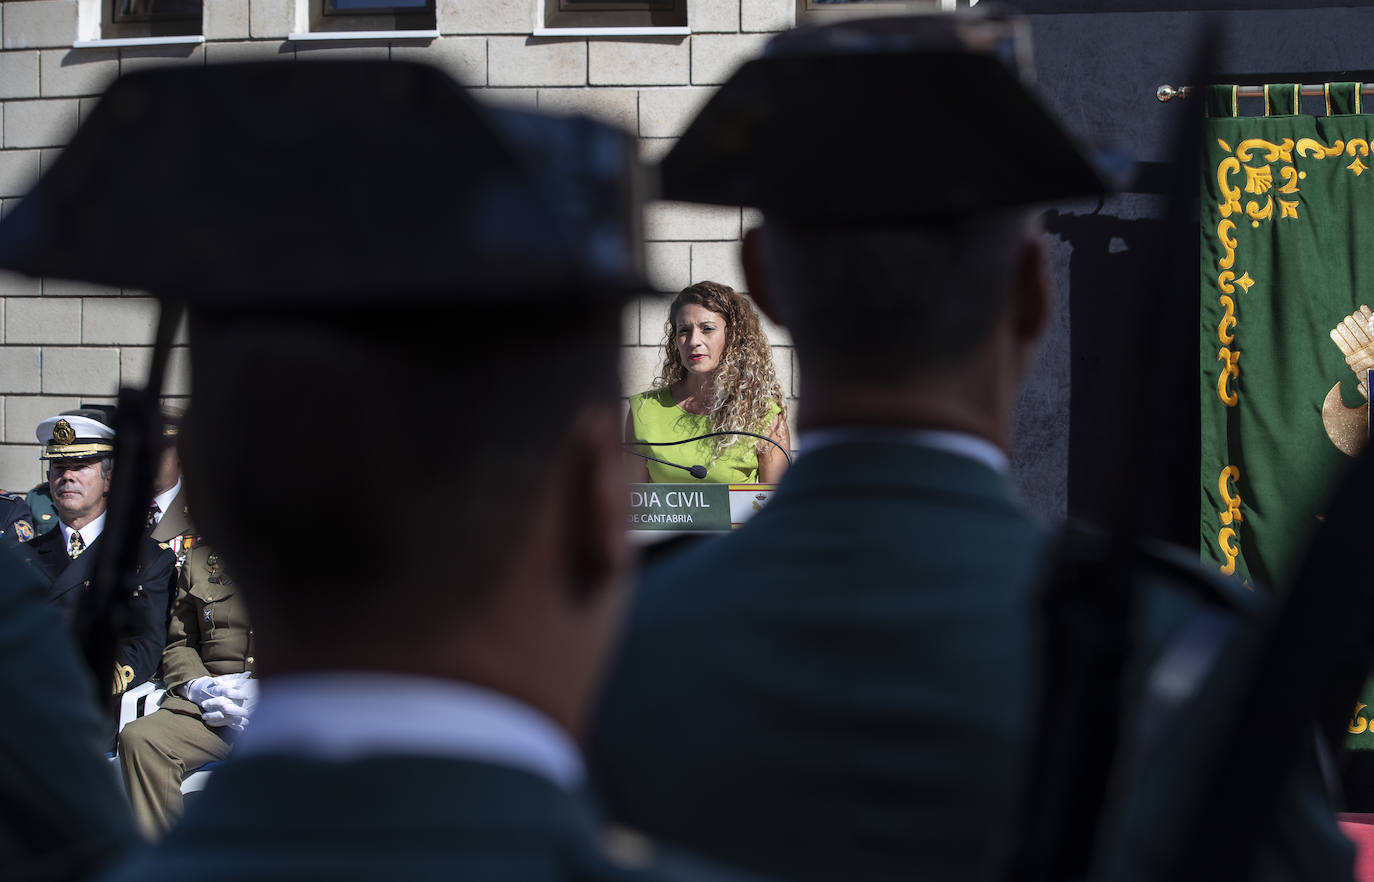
[{"xmin": 52, "ymin": 419, "xmax": 76, "ymax": 445}]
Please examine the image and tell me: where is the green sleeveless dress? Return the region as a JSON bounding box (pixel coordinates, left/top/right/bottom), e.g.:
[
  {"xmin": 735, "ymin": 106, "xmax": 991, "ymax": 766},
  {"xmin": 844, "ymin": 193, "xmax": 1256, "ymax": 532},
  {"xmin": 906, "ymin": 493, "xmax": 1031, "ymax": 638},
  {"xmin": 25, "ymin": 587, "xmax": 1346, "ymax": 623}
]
[{"xmin": 627, "ymin": 388, "xmax": 782, "ymax": 484}]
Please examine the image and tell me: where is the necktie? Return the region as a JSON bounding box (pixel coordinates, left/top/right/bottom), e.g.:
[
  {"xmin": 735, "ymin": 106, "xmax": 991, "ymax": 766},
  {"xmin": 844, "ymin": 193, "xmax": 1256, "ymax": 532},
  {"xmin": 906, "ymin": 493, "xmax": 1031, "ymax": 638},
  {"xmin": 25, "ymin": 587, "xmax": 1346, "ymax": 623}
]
[
  {"xmin": 147, "ymin": 502, "xmax": 161, "ymax": 529},
  {"xmin": 68, "ymin": 532, "xmax": 85, "ymax": 559}
]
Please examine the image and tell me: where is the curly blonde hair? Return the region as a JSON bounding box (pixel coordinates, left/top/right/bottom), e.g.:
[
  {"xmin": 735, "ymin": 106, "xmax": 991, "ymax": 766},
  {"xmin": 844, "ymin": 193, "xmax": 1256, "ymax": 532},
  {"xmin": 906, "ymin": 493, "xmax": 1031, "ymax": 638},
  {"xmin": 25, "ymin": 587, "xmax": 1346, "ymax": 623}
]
[{"xmin": 653, "ymin": 281, "xmax": 787, "ymax": 454}]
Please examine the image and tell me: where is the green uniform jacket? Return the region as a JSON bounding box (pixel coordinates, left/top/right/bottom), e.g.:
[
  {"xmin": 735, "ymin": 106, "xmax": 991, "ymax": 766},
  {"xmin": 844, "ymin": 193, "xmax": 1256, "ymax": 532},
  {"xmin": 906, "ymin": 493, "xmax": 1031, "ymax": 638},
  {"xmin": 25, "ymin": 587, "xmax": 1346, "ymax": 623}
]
[
  {"xmin": 98, "ymin": 755, "xmax": 770, "ymax": 882},
  {"xmin": 0, "ymin": 542, "xmax": 137, "ymax": 877},
  {"xmin": 591, "ymin": 441, "xmax": 1353, "ymax": 882},
  {"xmin": 24, "ymin": 483, "xmax": 58, "ymax": 537},
  {"xmin": 159, "ymin": 545, "xmax": 254, "ymax": 719},
  {"xmin": 592, "ymin": 442, "xmax": 1045, "ymax": 882}
]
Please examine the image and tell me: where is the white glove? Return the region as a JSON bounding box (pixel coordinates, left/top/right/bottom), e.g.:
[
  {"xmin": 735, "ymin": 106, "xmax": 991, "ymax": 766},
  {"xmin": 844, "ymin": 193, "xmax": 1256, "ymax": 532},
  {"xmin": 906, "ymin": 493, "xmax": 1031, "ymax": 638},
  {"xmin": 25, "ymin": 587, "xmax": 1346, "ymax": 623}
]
[
  {"xmin": 200, "ymin": 694, "xmax": 250, "ymax": 731},
  {"xmin": 184, "ymin": 672, "xmax": 259, "ymax": 727}
]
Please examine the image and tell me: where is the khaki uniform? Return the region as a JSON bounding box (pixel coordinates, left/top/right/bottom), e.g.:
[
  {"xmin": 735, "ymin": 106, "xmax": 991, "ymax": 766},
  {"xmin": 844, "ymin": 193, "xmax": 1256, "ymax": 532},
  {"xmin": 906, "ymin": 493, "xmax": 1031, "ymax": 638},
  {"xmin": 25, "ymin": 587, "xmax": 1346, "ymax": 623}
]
[
  {"xmin": 149, "ymin": 486, "xmax": 196, "ymax": 576},
  {"xmin": 119, "ymin": 545, "xmax": 254, "ymax": 837}
]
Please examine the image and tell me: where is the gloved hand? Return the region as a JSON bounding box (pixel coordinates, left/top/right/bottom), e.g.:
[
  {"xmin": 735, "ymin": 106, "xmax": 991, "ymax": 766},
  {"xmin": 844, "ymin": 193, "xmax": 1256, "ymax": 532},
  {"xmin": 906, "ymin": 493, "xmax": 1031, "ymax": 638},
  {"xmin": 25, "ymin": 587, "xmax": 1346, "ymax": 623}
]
[
  {"xmin": 200, "ymin": 694, "xmax": 250, "ymax": 731},
  {"xmin": 184, "ymin": 672, "xmax": 259, "ymax": 728}
]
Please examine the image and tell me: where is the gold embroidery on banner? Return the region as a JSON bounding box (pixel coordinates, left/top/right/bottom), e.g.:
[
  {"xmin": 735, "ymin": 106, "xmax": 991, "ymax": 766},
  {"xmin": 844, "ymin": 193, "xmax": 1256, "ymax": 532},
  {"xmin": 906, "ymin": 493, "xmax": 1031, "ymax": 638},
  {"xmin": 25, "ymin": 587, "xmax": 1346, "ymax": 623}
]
[
  {"xmin": 1218, "ymin": 466, "xmax": 1244, "ymax": 525},
  {"xmin": 1296, "ymin": 138, "xmax": 1344, "ymax": 158},
  {"xmin": 1236, "ymin": 137, "xmax": 1293, "ymax": 163},
  {"xmin": 1217, "ymin": 347, "xmax": 1241, "ymax": 406},
  {"xmin": 1218, "ymin": 295, "xmax": 1237, "ymax": 344},
  {"xmin": 1246, "ymin": 197, "xmax": 1274, "ymax": 226},
  {"xmin": 1218, "ymin": 526, "xmax": 1240, "ymax": 575},
  {"xmin": 1218, "ymin": 157, "xmax": 1242, "ymax": 217},
  {"xmin": 1218, "ymin": 219, "xmax": 1238, "ymax": 269},
  {"xmin": 1352, "ymin": 702, "xmax": 1370, "ymax": 735},
  {"xmin": 1349, "ymin": 158, "xmax": 1368, "ymax": 176},
  {"xmin": 1278, "ymin": 199, "xmax": 1300, "ymax": 218},
  {"xmin": 1219, "ymin": 271, "xmax": 1254, "ymax": 294},
  {"xmin": 1217, "ymin": 138, "xmax": 1233, "ymax": 152},
  {"xmin": 1243, "ymin": 164, "xmax": 1274, "ymax": 194},
  {"xmin": 1277, "ymin": 166, "xmax": 1302, "ymax": 193}
]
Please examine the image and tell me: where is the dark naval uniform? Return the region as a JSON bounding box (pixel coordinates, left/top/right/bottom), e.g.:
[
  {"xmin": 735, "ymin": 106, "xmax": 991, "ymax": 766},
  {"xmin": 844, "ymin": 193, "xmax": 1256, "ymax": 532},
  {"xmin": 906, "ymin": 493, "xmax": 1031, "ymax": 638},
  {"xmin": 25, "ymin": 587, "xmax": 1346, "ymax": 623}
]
[
  {"xmin": 0, "ymin": 491, "xmax": 35, "ymax": 544},
  {"xmin": 119, "ymin": 546, "xmax": 253, "ymax": 835},
  {"xmin": 27, "ymin": 526, "xmax": 176, "ymax": 695}
]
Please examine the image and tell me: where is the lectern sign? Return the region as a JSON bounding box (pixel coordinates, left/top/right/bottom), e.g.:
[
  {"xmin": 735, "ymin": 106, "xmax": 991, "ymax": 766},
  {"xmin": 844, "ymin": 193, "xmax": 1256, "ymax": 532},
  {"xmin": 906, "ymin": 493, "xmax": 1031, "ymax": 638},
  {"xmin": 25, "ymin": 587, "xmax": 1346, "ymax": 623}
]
[{"xmin": 629, "ymin": 483, "xmax": 731, "ymax": 531}]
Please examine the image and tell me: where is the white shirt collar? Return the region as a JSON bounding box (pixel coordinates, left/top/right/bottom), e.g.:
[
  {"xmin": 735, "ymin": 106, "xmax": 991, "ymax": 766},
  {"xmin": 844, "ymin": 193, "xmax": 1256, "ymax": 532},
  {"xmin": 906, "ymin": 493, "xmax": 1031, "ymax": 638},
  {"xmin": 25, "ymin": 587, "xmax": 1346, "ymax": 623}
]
[
  {"xmin": 235, "ymin": 672, "xmax": 585, "ymax": 790},
  {"xmin": 59, "ymin": 510, "xmax": 107, "ymax": 551},
  {"xmin": 151, "ymin": 477, "xmax": 181, "ymax": 524},
  {"xmin": 797, "ymin": 427, "xmax": 1009, "ymax": 475}
]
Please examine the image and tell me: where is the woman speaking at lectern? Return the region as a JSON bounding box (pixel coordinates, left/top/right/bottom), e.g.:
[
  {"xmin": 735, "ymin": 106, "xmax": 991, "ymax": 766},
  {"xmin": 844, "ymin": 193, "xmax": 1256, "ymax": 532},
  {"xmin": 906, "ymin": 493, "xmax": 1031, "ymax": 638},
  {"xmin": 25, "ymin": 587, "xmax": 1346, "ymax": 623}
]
[{"xmin": 626, "ymin": 281, "xmax": 790, "ymax": 484}]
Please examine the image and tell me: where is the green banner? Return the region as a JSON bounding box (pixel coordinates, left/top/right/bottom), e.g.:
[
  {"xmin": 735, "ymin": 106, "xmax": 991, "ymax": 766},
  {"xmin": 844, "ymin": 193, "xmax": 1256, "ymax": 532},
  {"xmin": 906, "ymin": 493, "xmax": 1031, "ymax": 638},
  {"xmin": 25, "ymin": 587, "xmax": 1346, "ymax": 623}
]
[{"xmin": 1199, "ymin": 82, "xmax": 1374, "ymax": 745}]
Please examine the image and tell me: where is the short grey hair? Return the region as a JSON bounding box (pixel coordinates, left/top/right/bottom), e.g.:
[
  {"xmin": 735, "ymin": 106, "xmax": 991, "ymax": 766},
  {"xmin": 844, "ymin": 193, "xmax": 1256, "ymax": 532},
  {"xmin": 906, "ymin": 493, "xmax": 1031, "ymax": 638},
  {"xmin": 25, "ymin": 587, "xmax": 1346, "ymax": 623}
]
[{"xmin": 758, "ymin": 209, "xmax": 1041, "ymax": 386}]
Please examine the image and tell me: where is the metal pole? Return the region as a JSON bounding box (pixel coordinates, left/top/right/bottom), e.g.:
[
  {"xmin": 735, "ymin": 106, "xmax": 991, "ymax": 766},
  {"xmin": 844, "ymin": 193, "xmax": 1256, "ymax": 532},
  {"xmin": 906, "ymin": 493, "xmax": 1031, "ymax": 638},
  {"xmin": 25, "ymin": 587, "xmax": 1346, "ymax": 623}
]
[{"xmin": 1158, "ymin": 82, "xmax": 1374, "ymax": 102}]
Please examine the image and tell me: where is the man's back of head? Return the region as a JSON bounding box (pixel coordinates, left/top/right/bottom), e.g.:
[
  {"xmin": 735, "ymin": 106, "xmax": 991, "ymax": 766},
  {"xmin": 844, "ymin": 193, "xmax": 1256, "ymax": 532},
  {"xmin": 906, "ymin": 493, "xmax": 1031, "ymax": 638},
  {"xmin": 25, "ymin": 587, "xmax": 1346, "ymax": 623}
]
[
  {"xmin": 590, "ymin": 10, "xmax": 1106, "ymax": 882},
  {"xmin": 0, "ymin": 61, "xmax": 731, "ymax": 882}
]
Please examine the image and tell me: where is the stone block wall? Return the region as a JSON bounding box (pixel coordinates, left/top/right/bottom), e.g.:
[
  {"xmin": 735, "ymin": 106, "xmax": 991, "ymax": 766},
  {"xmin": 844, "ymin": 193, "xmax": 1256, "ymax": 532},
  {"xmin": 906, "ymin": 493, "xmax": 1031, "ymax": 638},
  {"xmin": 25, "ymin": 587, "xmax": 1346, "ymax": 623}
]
[{"xmin": 0, "ymin": 0, "xmax": 801, "ymax": 492}]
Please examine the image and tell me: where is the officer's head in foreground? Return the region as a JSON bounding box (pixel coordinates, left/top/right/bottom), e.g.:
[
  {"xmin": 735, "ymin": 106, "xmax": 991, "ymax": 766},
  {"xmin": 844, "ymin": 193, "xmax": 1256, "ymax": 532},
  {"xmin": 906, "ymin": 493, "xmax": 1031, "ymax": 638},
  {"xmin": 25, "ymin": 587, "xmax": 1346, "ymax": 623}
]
[
  {"xmin": 37, "ymin": 408, "xmax": 116, "ymax": 532},
  {"xmin": 662, "ymin": 7, "xmax": 1102, "ymax": 445},
  {"xmin": 0, "ymin": 61, "xmax": 645, "ymax": 739}
]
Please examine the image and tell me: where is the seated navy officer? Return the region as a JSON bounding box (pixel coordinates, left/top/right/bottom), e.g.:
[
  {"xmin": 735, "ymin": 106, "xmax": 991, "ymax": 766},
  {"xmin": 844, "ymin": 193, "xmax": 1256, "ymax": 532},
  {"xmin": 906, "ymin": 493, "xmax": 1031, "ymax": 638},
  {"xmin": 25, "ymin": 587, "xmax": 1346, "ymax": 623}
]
[
  {"xmin": 0, "ymin": 61, "xmax": 766, "ymax": 882},
  {"xmin": 22, "ymin": 400, "xmax": 116, "ymax": 540},
  {"xmin": 589, "ymin": 9, "xmax": 1350, "ymax": 882},
  {"xmin": 25, "ymin": 409, "xmax": 176, "ymax": 697}
]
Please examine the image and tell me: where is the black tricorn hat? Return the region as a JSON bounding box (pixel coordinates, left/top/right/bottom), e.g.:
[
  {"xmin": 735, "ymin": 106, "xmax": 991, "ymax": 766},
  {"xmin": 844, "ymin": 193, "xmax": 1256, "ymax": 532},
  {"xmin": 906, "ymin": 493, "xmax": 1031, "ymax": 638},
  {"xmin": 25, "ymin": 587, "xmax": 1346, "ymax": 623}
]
[
  {"xmin": 659, "ymin": 8, "xmax": 1106, "ymax": 226},
  {"xmin": 0, "ymin": 61, "xmax": 646, "ymax": 305}
]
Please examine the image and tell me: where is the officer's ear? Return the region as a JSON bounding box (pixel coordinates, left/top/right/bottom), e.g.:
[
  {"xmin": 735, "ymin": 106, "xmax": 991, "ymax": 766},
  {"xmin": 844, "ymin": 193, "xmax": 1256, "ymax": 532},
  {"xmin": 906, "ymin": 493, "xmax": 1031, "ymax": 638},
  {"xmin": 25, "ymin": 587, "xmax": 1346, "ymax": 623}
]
[
  {"xmin": 559, "ymin": 401, "xmax": 630, "ymax": 606},
  {"xmin": 1010, "ymin": 233, "xmax": 1050, "ymax": 346},
  {"xmin": 742, "ymin": 226, "xmax": 783, "ymax": 329}
]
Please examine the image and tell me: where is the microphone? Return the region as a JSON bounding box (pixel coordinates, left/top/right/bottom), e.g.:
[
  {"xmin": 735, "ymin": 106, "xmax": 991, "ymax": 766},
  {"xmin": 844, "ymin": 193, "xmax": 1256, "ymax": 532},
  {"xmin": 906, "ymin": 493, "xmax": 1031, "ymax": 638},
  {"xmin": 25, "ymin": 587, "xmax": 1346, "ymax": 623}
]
[
  {"xmin": 624, "ymin": 447, "xmax": 708, "ymax": 479},
  {"xmin": 624, "ymin": 430, "xmax": 792, "ymax": 482}
]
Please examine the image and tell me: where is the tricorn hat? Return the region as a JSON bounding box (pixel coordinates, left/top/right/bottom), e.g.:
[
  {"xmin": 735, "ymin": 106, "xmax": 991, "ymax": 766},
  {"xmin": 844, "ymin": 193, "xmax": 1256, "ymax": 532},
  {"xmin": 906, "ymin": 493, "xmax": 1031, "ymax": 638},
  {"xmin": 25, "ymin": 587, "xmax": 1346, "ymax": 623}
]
[
  {"xmin": 659, "ymin": 7, "xmax": 1106, "ymax": 225},
  {"xmin": 0, "ymin": 61, "xmax": 646, "ymax": 306}
]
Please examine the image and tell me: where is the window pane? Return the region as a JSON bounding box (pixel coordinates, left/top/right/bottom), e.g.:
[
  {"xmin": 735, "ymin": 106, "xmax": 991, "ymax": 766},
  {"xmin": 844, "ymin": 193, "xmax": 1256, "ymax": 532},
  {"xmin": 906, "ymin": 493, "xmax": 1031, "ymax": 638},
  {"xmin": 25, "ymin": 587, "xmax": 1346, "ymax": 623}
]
[{"xmin": 113, "ymin": 0, "xmax": 200, "ymax": 22}]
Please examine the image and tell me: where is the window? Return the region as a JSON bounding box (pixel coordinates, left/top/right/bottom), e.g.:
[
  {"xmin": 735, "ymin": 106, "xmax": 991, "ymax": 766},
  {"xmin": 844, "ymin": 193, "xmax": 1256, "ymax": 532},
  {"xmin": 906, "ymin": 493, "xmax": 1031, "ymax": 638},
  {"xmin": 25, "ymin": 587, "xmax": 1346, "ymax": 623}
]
[
  {"xmin": 797, "ymin": 0, "xmax": 978, "ymax": 24},
  {"xmin": 544, "ymin": 0, "xmax": 687, "ymax": 31},
  {"xmin": 104, "ymin": 0, "xmax": 202, "ymax": 38},
  {"xmin": 112, "ymin": 0, "xmax": 200, "ymax": 24},
  {"xmin": 304, "ymin": 0, "xmax": 436, "ymax": 36}
]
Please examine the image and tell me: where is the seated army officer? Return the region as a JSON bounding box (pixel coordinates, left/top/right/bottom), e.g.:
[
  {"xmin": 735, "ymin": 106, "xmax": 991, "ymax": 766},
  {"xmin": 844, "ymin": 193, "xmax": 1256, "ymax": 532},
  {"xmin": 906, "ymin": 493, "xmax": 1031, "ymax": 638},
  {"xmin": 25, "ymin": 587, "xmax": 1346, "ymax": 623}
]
[
  {"xmin": 25, "ymin": 409, "xmax": 176, "ymax": 696},
  {"xmin": 148, "ymin": 407, "xmax": 196, "ymax": 563},
  {"xmin": 0, "ymin": 62, "xmax": 767, "ymax": 882},
  {"xmin": 118, "ymin": 545, "xmax": 255, "ymax": 837}
]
